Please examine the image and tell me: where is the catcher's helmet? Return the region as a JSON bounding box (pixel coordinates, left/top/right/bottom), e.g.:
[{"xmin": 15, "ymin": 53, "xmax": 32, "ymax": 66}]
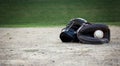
[{"xmin": 60, "ymin": 18, "xmax": 88, "ymax": 42}]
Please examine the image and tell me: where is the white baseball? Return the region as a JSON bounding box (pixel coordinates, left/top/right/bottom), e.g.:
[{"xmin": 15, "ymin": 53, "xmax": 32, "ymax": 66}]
[{"xmin": 94, "ymin": 30, "xmax": 104, "ymax": 38}]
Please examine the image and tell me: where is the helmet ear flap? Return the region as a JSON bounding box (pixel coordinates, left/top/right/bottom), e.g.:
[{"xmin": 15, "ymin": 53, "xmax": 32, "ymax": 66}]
[
  {"xmin": 60, "ymin": 32, "xmax": 74, "ymax": 42},
  {"xmin": 60, "ymin": 29, "xmax": 79, "ymax": 42}
]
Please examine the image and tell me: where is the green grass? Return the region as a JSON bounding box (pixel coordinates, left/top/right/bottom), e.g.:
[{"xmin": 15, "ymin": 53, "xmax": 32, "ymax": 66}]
[{"xmin": 0, "ymin": 0, "xmax": 120, "ymax": 27}]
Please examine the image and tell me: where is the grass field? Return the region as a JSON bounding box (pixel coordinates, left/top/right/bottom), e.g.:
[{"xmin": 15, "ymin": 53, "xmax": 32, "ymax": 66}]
[{"xmin": 0, "ymin": 0, "xmax": 120, "ymax": 27}]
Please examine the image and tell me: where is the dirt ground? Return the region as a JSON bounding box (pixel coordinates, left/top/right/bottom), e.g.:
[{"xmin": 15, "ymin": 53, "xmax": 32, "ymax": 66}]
[{"xmin": 0, "ymin": 26, "xmax": 120, "ymax": 66}]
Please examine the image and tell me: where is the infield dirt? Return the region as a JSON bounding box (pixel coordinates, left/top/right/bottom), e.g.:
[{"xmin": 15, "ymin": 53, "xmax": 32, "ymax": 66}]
[{"xmin": 0, "ymin": 26, "xmax": 120, "ymax": 66}]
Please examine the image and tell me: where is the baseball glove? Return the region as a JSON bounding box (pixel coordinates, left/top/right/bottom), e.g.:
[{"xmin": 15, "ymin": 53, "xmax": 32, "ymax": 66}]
[{"xmin": 77, "ymin": 24, "xmax": 110, "ymax": 44}]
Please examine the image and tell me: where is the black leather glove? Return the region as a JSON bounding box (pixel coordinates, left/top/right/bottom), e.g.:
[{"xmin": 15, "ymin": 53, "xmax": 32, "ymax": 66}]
[{"xmin": 77, "ymin": 24, "xmax": 110, "ymax": 44}]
